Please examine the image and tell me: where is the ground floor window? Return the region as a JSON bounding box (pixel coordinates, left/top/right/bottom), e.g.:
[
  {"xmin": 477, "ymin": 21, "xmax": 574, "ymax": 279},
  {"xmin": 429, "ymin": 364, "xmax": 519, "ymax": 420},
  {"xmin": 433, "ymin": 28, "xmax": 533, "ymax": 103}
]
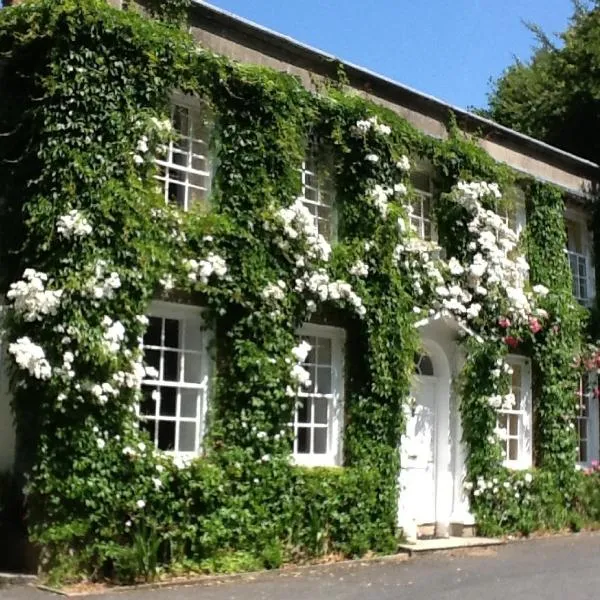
[
  {"xmin": 139, "ymin": 302, "xmax": 211, "ymax": 458},
  {"xmin": 293, "ymin": 323, "xmax": 345, "ymax": 467},
  {"xmin": 497, "ymin": 355, "xmax": 532, "ymax": 469},
  {"xmin": 577, "ymin": 373, "xmax": 599, "ymax": 466}
]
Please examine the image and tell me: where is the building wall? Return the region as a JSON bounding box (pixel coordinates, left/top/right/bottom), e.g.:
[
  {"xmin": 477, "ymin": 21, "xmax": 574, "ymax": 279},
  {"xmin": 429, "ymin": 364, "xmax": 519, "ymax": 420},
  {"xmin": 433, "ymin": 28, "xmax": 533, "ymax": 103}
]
[{"xmin": 187, "ymin": 6, "xmax": 597, "ymax": 199}]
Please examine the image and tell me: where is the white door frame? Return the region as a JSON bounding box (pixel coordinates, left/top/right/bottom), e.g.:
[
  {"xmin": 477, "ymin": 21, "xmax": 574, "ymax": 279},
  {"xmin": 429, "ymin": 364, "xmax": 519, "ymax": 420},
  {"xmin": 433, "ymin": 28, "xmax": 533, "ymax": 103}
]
[{"xmin": 400, "ymin": 336, "xmax": 453, "ymax": 535}]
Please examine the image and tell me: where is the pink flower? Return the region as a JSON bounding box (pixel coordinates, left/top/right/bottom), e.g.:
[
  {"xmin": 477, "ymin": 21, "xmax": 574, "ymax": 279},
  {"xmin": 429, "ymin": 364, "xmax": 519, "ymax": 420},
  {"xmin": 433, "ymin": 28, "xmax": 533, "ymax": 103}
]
[
  {"xmin": 528, "ymin": 317, "xmax": 542, "ymax": 334},
  {"xmin": 498, "ymin": 317, "xmax": 511, "ymax": 328},
  {"xmin": 504, "ymin": 336, "xmax": 519, "ymax": 349}
]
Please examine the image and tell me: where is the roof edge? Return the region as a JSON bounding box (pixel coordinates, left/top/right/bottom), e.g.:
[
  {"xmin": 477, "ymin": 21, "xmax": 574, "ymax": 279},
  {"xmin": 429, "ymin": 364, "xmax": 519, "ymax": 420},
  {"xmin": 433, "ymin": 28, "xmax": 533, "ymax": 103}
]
[{"xmin": 189, "ymin": 0, "xmax": 599, "ymax": 179}]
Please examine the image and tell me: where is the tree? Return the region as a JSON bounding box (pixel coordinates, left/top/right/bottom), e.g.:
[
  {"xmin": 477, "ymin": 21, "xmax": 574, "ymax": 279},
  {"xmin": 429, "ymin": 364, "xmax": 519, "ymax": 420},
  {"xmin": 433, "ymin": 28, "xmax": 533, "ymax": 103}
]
[{"xmin": 485, "ymin": 1, "xmax": 600, "ymax": 162}]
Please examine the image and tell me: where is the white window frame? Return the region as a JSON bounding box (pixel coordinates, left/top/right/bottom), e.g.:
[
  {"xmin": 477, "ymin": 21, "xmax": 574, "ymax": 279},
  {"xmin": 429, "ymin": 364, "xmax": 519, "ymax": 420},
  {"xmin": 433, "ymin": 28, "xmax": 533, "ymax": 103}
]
[
  {"xmin": 565, "ymin": 209, "xmax": 595, "ymax": 307},
  {"xmin": 155, "ymin": 94, "xmax": 213, "ymax": 212},
  {"xmin": 577, "ymin": 372, "xmax": 599, "ymax": 467},
  {"xmin": 299, "ymin": 144, "xmax": 336, "ymax": 241},
  {"xmin": 139, "ymin": 301, "xmax": 212, "ymax": 459},
  {"xmin": 292, "ymin": 323, "xmax": 345, "ymax": 467},
  {"xmin": 498, "ymin": 355, "xmax": 532, "ymax": 470},
  {"xmin": 409, "ymin": 169, "xmax": 437, "ymax": 242}
]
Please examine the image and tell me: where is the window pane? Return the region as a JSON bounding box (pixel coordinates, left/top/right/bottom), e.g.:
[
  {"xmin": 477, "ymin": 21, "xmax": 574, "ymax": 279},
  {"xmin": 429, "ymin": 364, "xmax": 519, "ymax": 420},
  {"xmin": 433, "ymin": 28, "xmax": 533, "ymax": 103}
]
[
  {"xmin": 158, "ymin": 421, "xmax": 176, "ymax": 451},
  {"xmin": 159, "ymin": 387, "xmax": 177, "ymax": 416},
  {"xmin": 297, "ymin": 399, "xmax": 310, "ymax": 424},
  {"xmin": 178, "ymin": 422, "xmax": 196, "ymax": 453},
  {"xmin": 163, "ymin": 351, "xmax": 180, "ymax": 382},
  {"xmin": 508, "ymin": 438, "xmax": 519, "ymax": 461},
  {"xmin": 423, "ymin": 220, "xmax": 432, "ymax": 241},
  {"xmin": 410, "ymin": 171, "xmax": 430, "ymax": 193},
  {"xmin": 144, "ymin": 317, "xmax": 162, "ymax": 346},
  {"xmin": 164, "ymin": 319, "xmax": 180, "ymax": 348},
  {"xmin": 317, "ymin": 337, "xmax": 332, "ymax": 365},
  {"xmin": 297, "ymin": 427, "xmax": 310, "ymax": 453},
  {"xmin": 140, "ymin": 386, "xmax": 157, "ymax": 416},
  {"xmin": 140, "ymin": 419, "xmax": 155, "ymax": 441},
  {"xmin": 313, "ymin": 428, "xmax": 327, "ymax": 454},
  {"xmin": 316, "ymin": 367, "xmax": 332, "ymax": 395},
  {"xmin": 182, "ymin": 350, "xmax": 203, "ymax": 384},
  {"xmin": 145, "ymin": 349, "xmax": 160, "ymax": 373},
  {"xmin": 303, "ymin": 337, "xmax": 316, "ymax": 364},
  {"xmin": 314, "ymin": 397, "xmax": 328, "ymax": 424},
  {"xmin": 509, "ymin": 414, "xmax": 519, "ymax": 436},
  {"xmin": 180, "ymin": 388, "xmax": 198, "ymax": 418}
]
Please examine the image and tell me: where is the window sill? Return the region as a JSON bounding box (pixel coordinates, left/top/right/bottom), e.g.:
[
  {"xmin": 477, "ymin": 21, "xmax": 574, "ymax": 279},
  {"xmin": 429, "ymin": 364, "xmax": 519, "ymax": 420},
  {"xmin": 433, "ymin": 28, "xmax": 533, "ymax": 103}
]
[{"xmin": 292, "ymin": 454, "xmax": 340, "ymax": 468}]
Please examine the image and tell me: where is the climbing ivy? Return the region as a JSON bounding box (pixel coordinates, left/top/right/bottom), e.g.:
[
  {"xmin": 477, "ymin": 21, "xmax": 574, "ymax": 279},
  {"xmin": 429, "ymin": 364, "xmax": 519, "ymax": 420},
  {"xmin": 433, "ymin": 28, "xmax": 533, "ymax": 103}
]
[{"xmin": 0, "ymin": 0, "xmax": 595, "ymax": 584}]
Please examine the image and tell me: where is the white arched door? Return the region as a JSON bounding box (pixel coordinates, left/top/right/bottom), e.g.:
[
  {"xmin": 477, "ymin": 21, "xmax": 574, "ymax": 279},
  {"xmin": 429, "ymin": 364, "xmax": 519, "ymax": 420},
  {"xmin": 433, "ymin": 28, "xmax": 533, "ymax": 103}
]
[{"xmin": 399, "ymin": 352, "xmax": 438, "ymax": 525}]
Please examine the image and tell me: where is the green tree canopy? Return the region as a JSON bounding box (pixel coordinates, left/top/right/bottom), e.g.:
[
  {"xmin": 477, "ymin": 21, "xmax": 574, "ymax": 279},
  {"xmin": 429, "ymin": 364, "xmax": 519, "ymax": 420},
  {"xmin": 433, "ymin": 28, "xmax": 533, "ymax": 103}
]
[{"xmin": 485, "ymin": 0, "xmax": 600, "ymax": 162}]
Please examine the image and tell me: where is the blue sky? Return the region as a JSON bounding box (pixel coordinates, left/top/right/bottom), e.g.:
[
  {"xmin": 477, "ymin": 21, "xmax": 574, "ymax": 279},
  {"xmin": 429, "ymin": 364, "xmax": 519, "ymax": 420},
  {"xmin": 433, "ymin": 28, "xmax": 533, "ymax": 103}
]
[
  {"xmin": 0, "ymin": 1, "xmax": 574, "ymax": 109},
  {"xmin": 204, "ymin": 0, "xmax": 574, "ymax": 110}
]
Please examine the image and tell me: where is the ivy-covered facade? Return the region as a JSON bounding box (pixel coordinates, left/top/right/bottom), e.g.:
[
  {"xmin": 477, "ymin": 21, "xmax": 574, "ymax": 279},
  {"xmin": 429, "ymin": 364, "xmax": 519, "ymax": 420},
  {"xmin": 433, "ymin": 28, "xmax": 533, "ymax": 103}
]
[{"xmin": 0, "ymin": 0, "xmax": 600, "ymax": 584}]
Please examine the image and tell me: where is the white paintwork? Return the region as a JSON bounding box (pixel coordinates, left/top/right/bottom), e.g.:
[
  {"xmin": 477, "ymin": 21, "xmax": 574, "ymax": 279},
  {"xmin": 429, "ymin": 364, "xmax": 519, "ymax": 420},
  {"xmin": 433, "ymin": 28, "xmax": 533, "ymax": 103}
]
[
  {"xmin": 293, "ymin": 323, "xmax": 345, "ymax": 467},
  {"xmin": 400, "ymin": 377, "xmax": 436, "ymax": 523},
  {"xmin": 399, "ymin": 315, "xmax": 477, "ymax": 536},
  {"xmin": 0, "ymin": 351, "xmax": 15, "ymax": 472}
]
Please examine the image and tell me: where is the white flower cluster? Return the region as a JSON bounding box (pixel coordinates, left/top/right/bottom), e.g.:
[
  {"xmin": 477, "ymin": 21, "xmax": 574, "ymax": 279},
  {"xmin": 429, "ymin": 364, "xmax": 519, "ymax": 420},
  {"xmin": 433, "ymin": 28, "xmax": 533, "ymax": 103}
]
[
  {"xmin": 349, "ymin": 260, "xmax": 369, "ymax": 278},
  {"xmin": 7, "ymin": 269, "xmax": 63, "ymax": 322},
  {"xmin": 184, "ymin": 253, "xmax": 228, "ymax": 284},
  {"xmin": 261, "ymin": 280, "xmax": 286, "ymax": 302},
  {"xmin": 149, "ymin": 116, "xmax": 172, "ymax": 133},
  {"xmin": 133, "ymin": 135, "xmax": 149, "ymax": 165},
  {"xmin": 275, "ymin": 198, "xmax": 332, "ymax": 262},
  {"xmin": 88, "ymin": 381, "xmax": 119, "ymax": 405},
  {"xmin": 295, "ymin": 269, "xmax": 366, "ymax": 317},
  {"xmin": 85, "ymin": 261, "xmax": 121, "ymax": 300},
  {"xmin": 490, "ymin": 358, "xmax": 513, "ymax": 379},
  {"xmin": 57, "ymin": 209, "xmax": 93, "ymax": 239},
  {"xmin": 354, "ymin": 116, "xmax": 391, "ymax": 136},
  {"xmin": 101, "ymin": 316, "xmax": 126, "ymax": 354},
  {"xmin": 487, "ymin": 392, "xmax": 516, "ymax": 410},
  {"xmin": 288, "ymin": 340, "xmax": 312, "ymax": 392},
  {"xmin": 370, "ymin": 184, "xmax": 394, "ymax": 218},
  {"xmin": 112, "ymin": 358, "xmax": 149, "ymax": 389},
  {"xmin": 466, "ymin": 472, "xmax": 533, "ymax": 498},
  {"xmin": 455, "ymin": 181, "xmax": 535, "ymax": 323},
  {"xmin": 8, "ymin": 337, "xmax": 52, "ymax": 379},
  {"xmin": 396, "ymin": 155, "xmax": 411, "ymax": 172}
]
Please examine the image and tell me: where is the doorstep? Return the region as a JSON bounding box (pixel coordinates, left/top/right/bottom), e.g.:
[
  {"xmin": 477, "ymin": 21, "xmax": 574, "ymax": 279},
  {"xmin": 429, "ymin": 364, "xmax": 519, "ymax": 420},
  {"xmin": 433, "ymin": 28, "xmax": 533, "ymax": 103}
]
[
  {"xmin": 0, "ymin": 572, "xmax": 38, "ymax": 587},
  {"xmin": 398, "ymin": 536, "xmax": 504, "ymax": 556}
]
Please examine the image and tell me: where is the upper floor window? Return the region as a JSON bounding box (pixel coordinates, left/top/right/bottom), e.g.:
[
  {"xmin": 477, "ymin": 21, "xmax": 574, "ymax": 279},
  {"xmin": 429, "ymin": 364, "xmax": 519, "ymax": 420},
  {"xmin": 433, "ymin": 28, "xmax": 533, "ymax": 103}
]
[
  {"xmin": 494, "ymin": 187, "xmax": 525, "ymax": 237},
  {"xmin": 566, "ymin": 216, "xmax": 593, "ymax": 306},
  {"xmin": 140, "ymin": 302, "xmax": 211, "ymax": 458},
  {"xmin": 409, "ymin": 171, "xmax": 436, "ymax": 242},
  {"xmin": 299, "ymin": 145, "xmax": 335, "ymax": 240},
  {"xmin": 155, "ymin": 98, "xmax": 212, "ymax": 211},
  {"xmin": 497, "ymin": 356, "xmax": 532, "ymax": 469},
  {"xmin": 292, "ymin": 324, "xmax": 345, "ymax": 467},
  {"xmin": 577, "ymin": 372, "xmax": 599, "ymax": 466}
]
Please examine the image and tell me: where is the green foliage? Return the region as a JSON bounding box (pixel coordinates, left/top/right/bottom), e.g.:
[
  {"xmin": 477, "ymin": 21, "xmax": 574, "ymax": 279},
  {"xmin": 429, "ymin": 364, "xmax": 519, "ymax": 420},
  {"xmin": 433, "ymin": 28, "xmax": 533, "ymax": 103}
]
[
  {"xmin": 485, "ymin": 0, "xmax": 600, "ymax": 161},
  {"xmin": 142, "ymin": 0, "xmax": 191, "ymax": 26},
  {"xmin": 0, "ymin": 0, "xmax": 597, "ymax": 585}
]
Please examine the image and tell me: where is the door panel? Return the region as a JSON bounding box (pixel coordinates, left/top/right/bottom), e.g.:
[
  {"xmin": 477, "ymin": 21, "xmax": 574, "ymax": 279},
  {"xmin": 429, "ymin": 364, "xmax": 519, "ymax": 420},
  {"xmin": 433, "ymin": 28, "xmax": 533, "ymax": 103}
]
[{"xmin": 399, "ymin": 377, "xmax": 436, "ymax": 525}]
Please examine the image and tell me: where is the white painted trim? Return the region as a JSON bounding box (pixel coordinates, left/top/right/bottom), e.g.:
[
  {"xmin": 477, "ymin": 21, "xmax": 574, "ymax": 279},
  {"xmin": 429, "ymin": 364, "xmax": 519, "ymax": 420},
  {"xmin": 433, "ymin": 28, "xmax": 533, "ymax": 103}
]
[
  {"xmin": 565, "ymin": 207, "xmax": 595, "ymax": 305},
  {"xmin": 502, "ymin": 355, "xmax": 533, "ymax": 470},
  {"xmin": 293, "ymin": 323, "xmax": 345, "ymax": 467},
  {"xmin": 140, "ymin": 301, "xmax": 213, "ymax": 457}
]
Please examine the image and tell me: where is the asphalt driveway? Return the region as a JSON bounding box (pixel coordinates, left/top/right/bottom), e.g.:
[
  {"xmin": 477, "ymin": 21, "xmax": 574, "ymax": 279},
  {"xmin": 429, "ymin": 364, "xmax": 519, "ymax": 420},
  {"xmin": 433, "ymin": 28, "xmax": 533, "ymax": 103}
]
[{"xmin": 2, "ymin": 532, "xmax": 600, "ymax": 600}]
